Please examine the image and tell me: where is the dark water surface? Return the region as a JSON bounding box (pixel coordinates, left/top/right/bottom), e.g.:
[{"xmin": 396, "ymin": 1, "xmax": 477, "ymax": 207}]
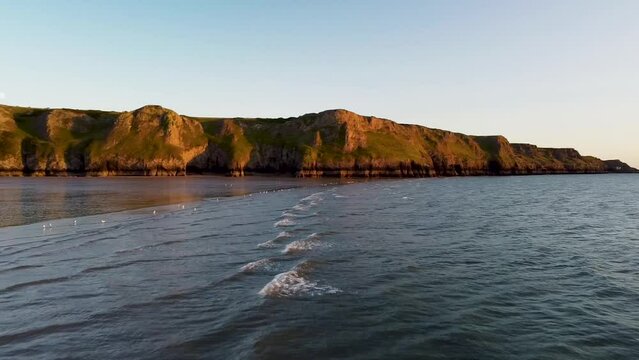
[{"xmin": 1, "ymin": 175, "xmax": 638, "ymax": 359}]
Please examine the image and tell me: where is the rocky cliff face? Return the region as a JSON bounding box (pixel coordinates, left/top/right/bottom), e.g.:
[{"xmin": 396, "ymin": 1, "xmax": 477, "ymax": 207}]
[
  {"xmin": 604, "ymin": 159, "xmax": 637, "ymax": 173},
  {"xmin": 86, "ymin": 105, "xmax": 207, "ymax": 175},
  {"xmin": 0, "ymin": 104, "xmax": 635, "ymax": 176},
  {"xmin": 0, "ymin": 107, "xmax": 23, "ymax": 174}
]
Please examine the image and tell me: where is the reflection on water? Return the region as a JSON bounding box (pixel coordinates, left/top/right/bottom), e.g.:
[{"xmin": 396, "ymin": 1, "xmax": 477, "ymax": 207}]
[{"xmin": 0, "ymin": 176, "xmax": 330, "ymax": 228}]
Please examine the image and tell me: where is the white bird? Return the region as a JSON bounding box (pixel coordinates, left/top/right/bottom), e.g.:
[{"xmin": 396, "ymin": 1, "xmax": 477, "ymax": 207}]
[
  {"xmin": 181, "ymin": 205, "xmax": 185, "ymax": 210},
  {"xmin": 193, "ymin": 207, "xmax": 197, "ymax": 212},
  {"xmin": 153, "ymin": 210, "xmax": 157, "ymax": 215},
  {"xmin": 73, "ymin": 220, "xmax": 77, "ymax": 226},
  {"xmin": 42, "ymin": 224, "xmax": 46, "ymax": 229},
  {"xmin": 48, "ymin": 223, "xmax": 53, "ymax": 227},
  {"xmin": 100, "ymin": 220, "xmax": 106, "ymax": 224}
]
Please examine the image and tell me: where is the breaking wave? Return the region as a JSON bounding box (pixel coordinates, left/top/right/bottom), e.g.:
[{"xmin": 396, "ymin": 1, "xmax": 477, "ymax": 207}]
[
  {"xmin": 282, "ymin": 233, "xmax": 322, "ymax": 254},
  {"xmin": 257, "ymin": 231, "xmax": 291, "ymax": 249},
  {"xmin": 281, "ymin": 211, "xmax": 302, "ymax": 218},
  {"xmin": 292, "ymin": 204, "xmax": 310, "ymax": 211},
  {"xmin": 273, "ymin": 218, "xmax": 296, "ymax": 227},
  {"xmin": 258, "ymin": 261, "xmax": 340, "ymax": 298},
  {"xmin": 300, "ymin": 193, "xmax": 323, "ymax": 202},
  {"xmin": 240, "ymin": 258, "xmax": 275, "ymax": 273}
]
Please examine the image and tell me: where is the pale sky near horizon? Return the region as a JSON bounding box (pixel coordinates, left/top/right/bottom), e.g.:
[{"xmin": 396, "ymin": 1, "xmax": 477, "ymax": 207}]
[{"xmin": 1, "ymin": 0, "xmax": 638, "ymax": 167}]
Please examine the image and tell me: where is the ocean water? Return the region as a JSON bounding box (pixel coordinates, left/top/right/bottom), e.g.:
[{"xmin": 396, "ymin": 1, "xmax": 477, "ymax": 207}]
[
  {"xmin": 0, "ymin": 174, "xmax": 638, "ymax": 359},
  {"xmin": 0, "ymin": 176, "xmax": 319, "ymax": 228}
]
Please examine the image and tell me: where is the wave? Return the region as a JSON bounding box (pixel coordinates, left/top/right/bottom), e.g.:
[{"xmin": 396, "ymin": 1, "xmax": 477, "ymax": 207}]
[
  {"xmin": 281, "ymin": 210, "xmax": 318, "ymax": 219},
  {"xmin": 0, "ymin": 319, "xmax": 91, "ymax": 347},
  {"xmin": 1, "ymin": 275, "xmax": 72, "ymax": 293},
  {"xmin": 16, "ymin": 232, "xmax": 123, "ymax": 260},
  {"xmin": 240, "ymin": 258, "xmax": 275, "ymax": 273},
  {"xmin": 0, "ymin": 264, "xmax": 43, "ymax": 275},
  {"xmin": 273, "ymin": 218, "xmax": 296, "ymax": 227},
  {"xmin": 282, "ymin": 233, "xmax": 322, "ymax": 254},
  {"xmin": 258, "ymin": 261, "xmax": 340, "ymax": 298},
  {"xmin": 292, "ymin": 204, "xmax": 310, "ymax": 211},
  {"xmin": 2, "ymin": 258, "xmax": 179, "ymax": 294},
  {"xmin": 287, "ymin": 192, "xmax": 325, "ymax": 213},
  {"xmin": 281, "ymin": 211, "xmax": 299, "ymax": 218},
  {"xmin": 300, "ymin": 192, "xmax": 323, "ymax": 203},
  {"xmin": 257, "ymin": 231, "xmax": 291, "ymax": 248},
  {"xmin": 80, "ymin": 258, "xmax": 170, "ymax": 274},
  {"xmin": 114, "ymin": 239, "xmax": 185, "ymax": 254}
]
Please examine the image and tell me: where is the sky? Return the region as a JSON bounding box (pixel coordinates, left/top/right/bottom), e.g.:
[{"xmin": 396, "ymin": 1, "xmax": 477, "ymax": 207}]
[{"xmin": 1, "ymin": 0, "xmax": 638, "ymax": 167}]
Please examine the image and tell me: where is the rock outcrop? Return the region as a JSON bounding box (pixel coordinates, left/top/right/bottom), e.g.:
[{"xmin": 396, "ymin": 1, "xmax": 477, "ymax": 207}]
[
  {"xmin": 86, "ymin": 105, "xmax": 207, "ymax": 175},
  {"xmin": 604, "ymin": 159, "xmax": 637, "ymax": 173},
  {"xmin": 0, "ymin": 107, "xmax": 23, "ymax": 175},
  {"xmin": 0, "ymin": 104, "xmax": 635, "ymax": 176}
]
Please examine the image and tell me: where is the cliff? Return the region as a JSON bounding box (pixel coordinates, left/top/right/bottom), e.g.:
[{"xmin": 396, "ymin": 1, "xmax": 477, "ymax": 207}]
[{"xmin": 0, "ymin": 104, "xmax": 635, "ymax": 177}]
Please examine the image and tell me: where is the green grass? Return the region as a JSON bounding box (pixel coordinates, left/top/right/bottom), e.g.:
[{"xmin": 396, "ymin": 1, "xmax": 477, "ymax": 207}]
[
  {"xmin": 0, "ymin": 105, "xmax": 612, "ymax": 174},
  {"xmin": 0, "ymin": 131, "xmax": 23, "ymax": 158},
  {"xmin": 11, "ymin": 109, "xmax": 116, "ymax": 159},
  {"xmin": 472, "ymin": 136, "xmax": 500, "ymax": 157},
  {"xmin": 439, "ymin": 135, "xmax": 484, "ymax": 162}
]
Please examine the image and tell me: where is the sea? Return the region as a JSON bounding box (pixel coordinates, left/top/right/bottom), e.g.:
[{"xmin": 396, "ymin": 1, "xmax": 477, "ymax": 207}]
[{"xmin": 0, "ymin": 174, "xmax": 638, "ymax": 359}]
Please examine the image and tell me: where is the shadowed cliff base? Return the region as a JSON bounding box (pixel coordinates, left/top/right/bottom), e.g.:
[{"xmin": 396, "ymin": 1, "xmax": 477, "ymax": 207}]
[{"xmin": 0, "ymin": 104, "xmax": 636, "ymax": 177}]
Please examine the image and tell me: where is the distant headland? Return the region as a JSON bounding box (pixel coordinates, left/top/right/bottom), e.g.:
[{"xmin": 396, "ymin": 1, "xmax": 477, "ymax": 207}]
[{"xmin": 0, "ymin": 104, "xmax": 636, "ymax": 177}]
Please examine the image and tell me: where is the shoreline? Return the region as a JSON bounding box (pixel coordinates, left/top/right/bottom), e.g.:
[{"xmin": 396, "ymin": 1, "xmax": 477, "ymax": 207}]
[{"xmin": 0, "ymin": 169, "xmax": 636, "ymax": 178}]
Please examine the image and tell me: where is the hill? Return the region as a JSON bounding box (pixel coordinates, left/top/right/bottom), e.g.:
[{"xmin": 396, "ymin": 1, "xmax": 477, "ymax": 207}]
[{"xmin": 0, "ymin": 104, "xmax": 635, "ymax": 176}]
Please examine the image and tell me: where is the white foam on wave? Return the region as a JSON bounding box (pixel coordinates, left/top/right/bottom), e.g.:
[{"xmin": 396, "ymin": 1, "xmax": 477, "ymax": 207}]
[
  {"xmin": 281, "ymin": 210, "xmax": 317, "ymax": 219},
  {"xmin": 258, "ymin": 261, "xmax": 340, "ymax": 298},
  {"xmin": 274, "ymin": 218, "xmax": 296, "ymax": 227},
  {"xmin": 115, "ymin": 245, "xmax": 143, "ymax": 254},
  {"xmin": 281, "ymin": 210, "xmax": 303, "ymax": 218},
  {"xmin": 240, "ymin": 258, "xmax": 275, "ymax": 273},
  {"xmin": 282, "ymin": 233, "xmax": 322, "ymax": 254},
  {"xmin": 257, "ymin": 240, "xmax": 277, "ymax": 249},
  {"xmin": 292, "ymin": 204, "xmax": 309, "ymax": 212},
  {"xmin": 257, "ymin": 231, "xmax": 291, "ymax": 248},
  {"xmin": 300, "ymin": 192, "xmax": 324, "ymax": 203},
  {"xmin": 285, "ymin": 192, "xmax": 325, "ymax": 214}
]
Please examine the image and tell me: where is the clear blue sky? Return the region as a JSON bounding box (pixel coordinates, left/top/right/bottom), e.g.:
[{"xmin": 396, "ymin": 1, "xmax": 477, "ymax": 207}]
[{"xmin": 1, "ymin": 0, "xmax": 638, "ymax": 166}]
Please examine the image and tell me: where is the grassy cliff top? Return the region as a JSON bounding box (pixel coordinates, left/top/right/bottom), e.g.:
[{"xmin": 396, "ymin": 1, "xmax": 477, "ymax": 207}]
[{"xmin": 0, "ymin": 104, "xmax": 635, "ymax": 175}]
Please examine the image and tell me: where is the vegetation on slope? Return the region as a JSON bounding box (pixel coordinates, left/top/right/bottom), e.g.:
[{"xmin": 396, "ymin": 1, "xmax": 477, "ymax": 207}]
[{"xmin": 0, "ymin": 104, "xmax": 635, "ymax": 176}]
